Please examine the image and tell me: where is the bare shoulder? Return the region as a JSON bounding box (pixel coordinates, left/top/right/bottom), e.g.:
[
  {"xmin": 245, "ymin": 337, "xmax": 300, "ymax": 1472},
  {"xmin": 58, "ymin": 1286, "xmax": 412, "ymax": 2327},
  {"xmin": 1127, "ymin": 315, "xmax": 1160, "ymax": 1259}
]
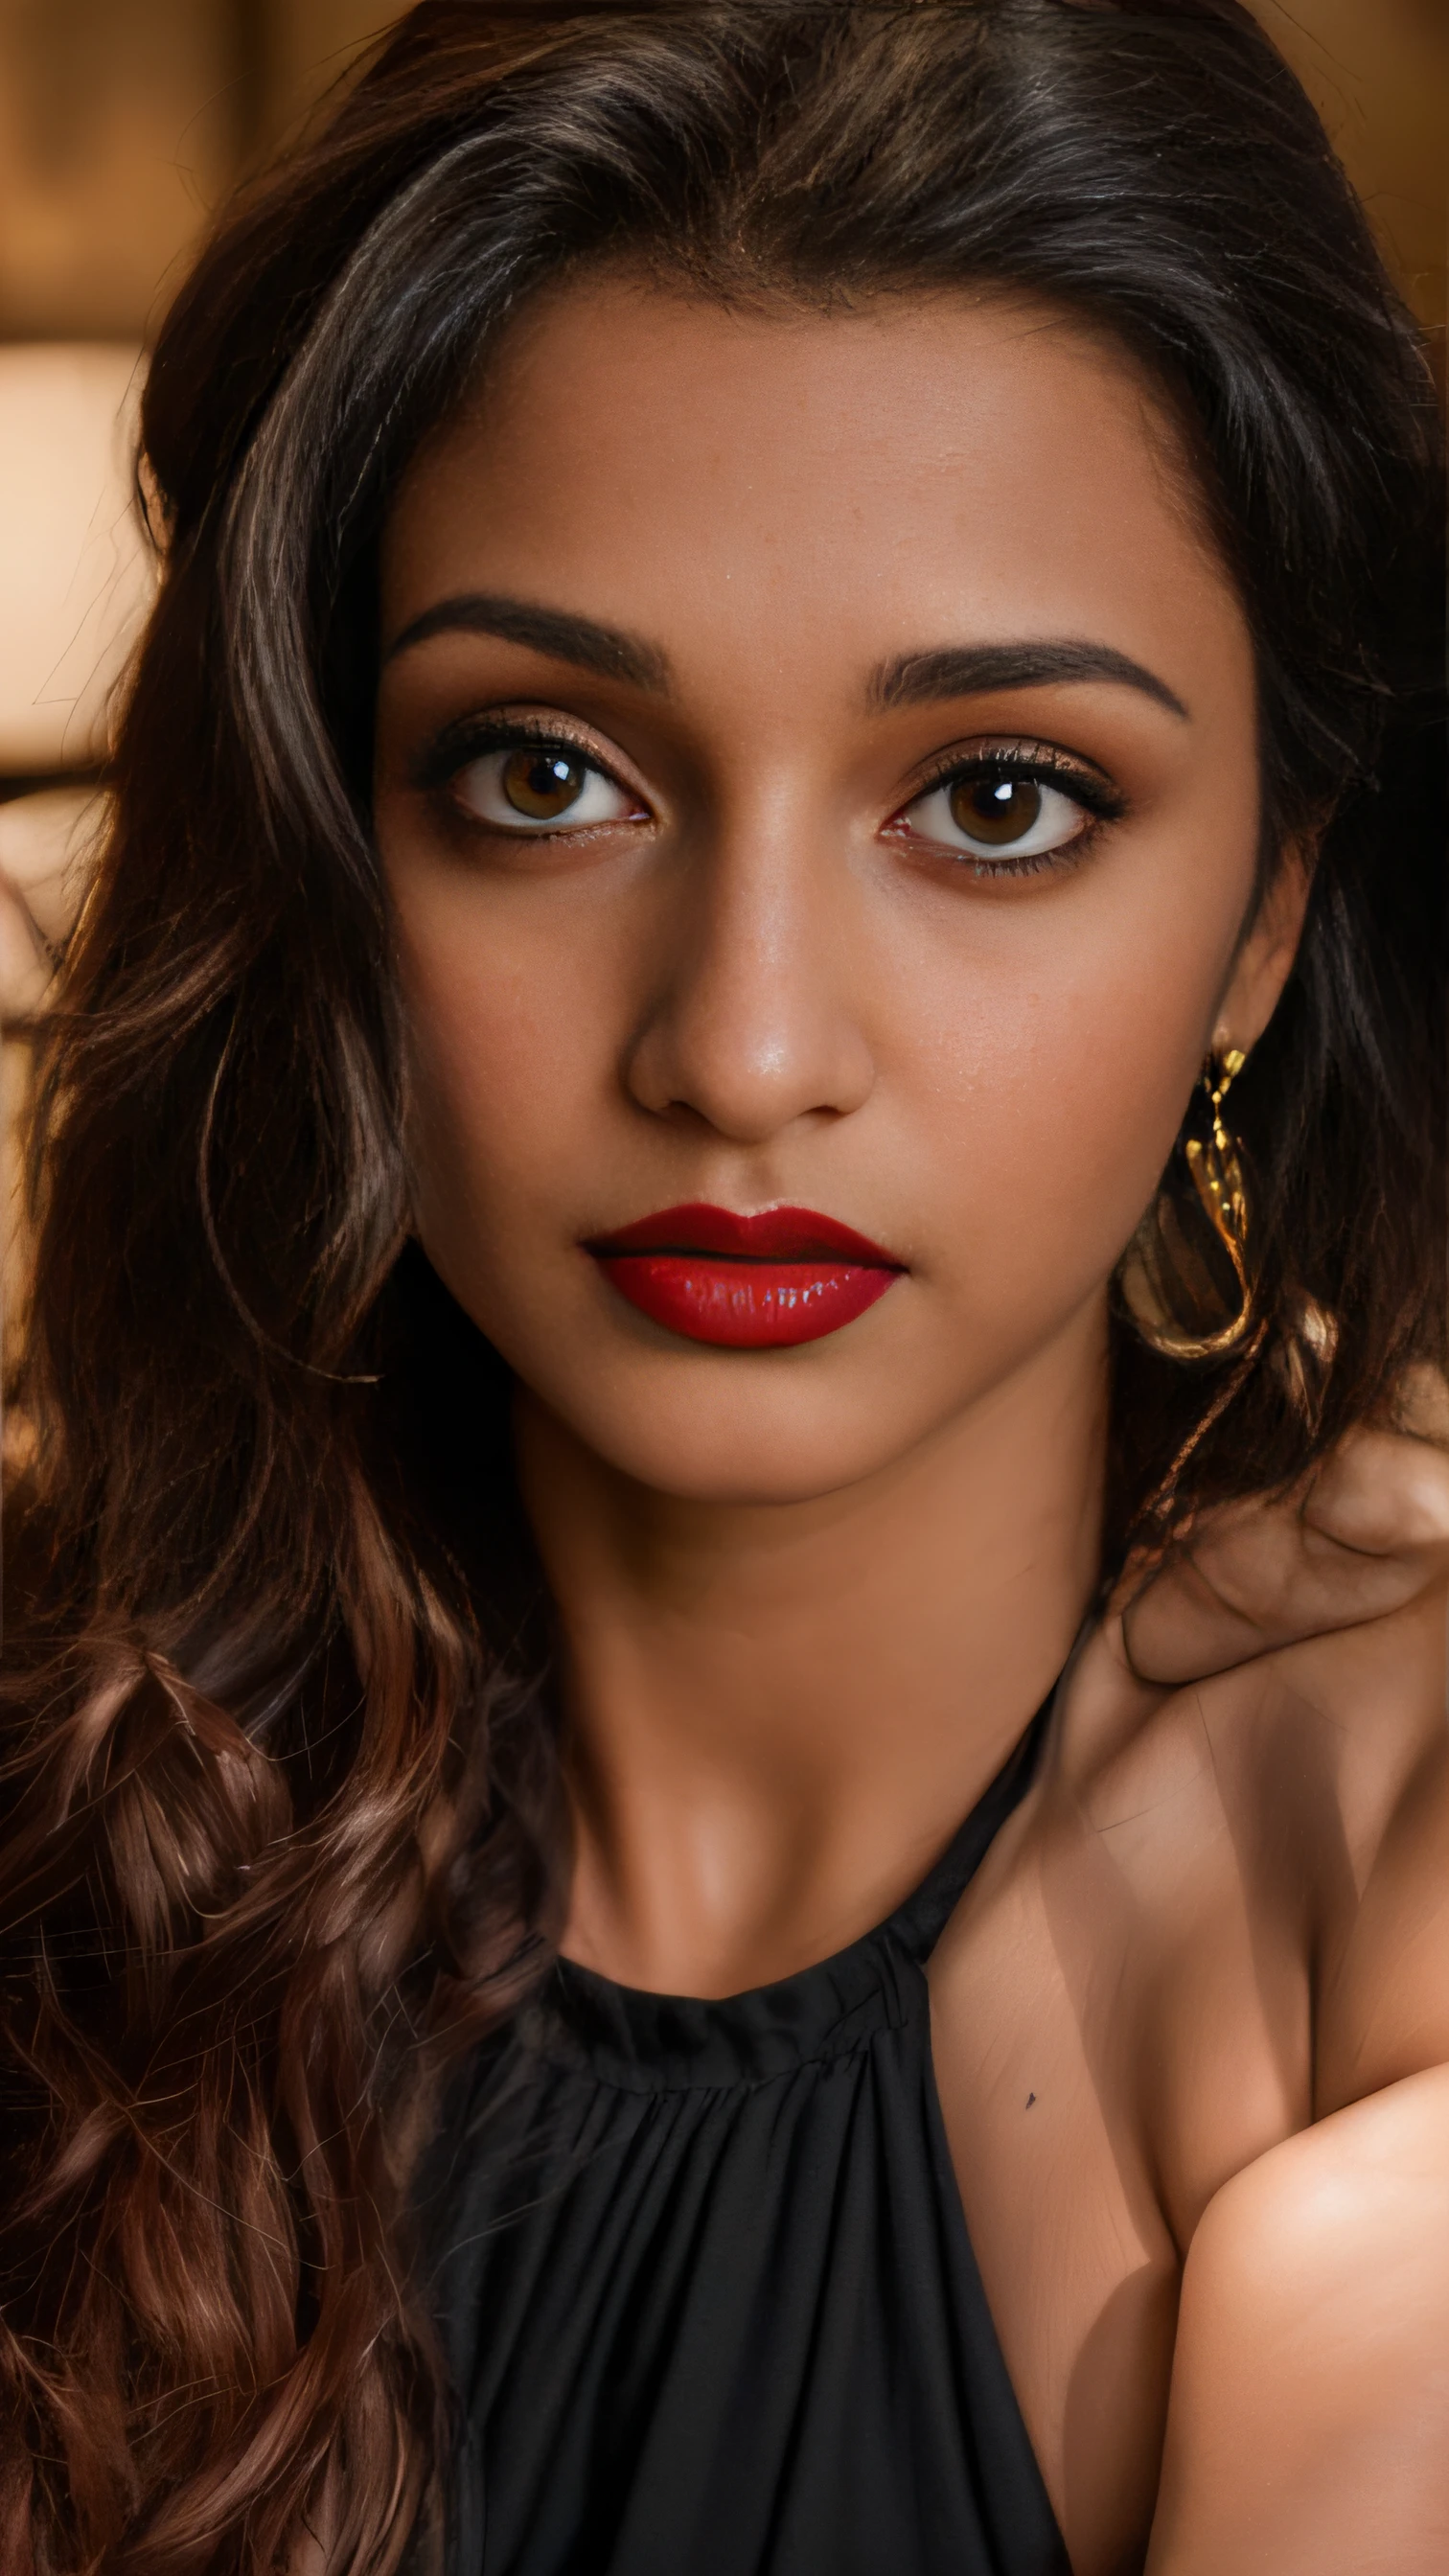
[
  {"xmin": 926, "ymin": 1591, "xmax": 1449, "ymax": 2571},
  {"xmin": 1027, "ymin": 1583, "xmax": 1449, "ymax": 2189},
  {"xmin": 1057, "ymin": 1573, "xmax": 1445, "ymax": 1834},
  {"xmin": 928, "ymin": 1595, "xmax": 1449, "ymax": 2571},
  {"xmin": 937, "ymin": 1581, "xmax": 1447, "ymax": 2092},
  {"xmin": 1051, "ymin": 1584, "xmax": 1449, "ymax": 2038},
  {"xmin": 1283, "ymin": 1584, "xmax": 1449, "ymax": 2109}
]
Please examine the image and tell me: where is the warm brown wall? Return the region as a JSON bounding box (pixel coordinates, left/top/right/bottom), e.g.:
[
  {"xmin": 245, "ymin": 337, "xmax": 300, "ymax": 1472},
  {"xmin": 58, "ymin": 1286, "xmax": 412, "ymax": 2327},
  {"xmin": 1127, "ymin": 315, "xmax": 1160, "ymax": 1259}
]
[
  {"xmin": 0, "ymin": 1, "xmax": 1442, "ymax": 351},
  {"xmin": 0, "ymin": 0, "xmax": 242, "ymax": 340},
  {"xmin": 1253, "ymin": 0, "xmax": 1446, "ymax": 363}
]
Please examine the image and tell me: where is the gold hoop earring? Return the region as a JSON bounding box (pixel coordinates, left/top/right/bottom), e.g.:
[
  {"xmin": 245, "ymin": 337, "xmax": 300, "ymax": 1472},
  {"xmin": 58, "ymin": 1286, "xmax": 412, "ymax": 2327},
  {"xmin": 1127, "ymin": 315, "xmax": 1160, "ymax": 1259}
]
[{"xmin": 1118, "ymin": 1046, "xmax": 1255, "ymax": 1362}]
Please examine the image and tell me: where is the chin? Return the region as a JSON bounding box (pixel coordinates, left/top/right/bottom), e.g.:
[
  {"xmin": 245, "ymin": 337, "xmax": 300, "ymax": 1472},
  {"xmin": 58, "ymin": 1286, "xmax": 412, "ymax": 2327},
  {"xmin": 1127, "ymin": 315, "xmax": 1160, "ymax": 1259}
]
[
  {"xmin": 515, "ymin": 1334, "xmax": 1009, "ymax": 1509},
  {"xmin": 587, "ymin": 1416, "xmax": 920, "ymax": 1508},
  {"xmin": 459, "ymin": 1257, "xmax": 1106, "ymax": 1507}
]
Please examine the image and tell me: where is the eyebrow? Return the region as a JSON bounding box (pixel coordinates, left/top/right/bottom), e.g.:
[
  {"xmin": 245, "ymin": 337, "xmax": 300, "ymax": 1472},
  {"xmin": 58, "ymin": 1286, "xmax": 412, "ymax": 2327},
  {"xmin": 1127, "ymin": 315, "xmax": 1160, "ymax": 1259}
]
[
  {"xmin": 384, "ymin": 591, "xmax": 671, "ymax": 691},
  {"xmin": 869, "ymin": 639, "xmax": 1188, "ymax": 720},
  {"xmin": 385, "ymin": 596, "xmax": 1186, "ymax": 724}
]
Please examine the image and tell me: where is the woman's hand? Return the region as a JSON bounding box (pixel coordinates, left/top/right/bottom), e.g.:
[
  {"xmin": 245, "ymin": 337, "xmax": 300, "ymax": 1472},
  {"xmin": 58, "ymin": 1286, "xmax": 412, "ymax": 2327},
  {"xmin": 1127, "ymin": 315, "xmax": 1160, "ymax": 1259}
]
[{"xmin": 1119, "ymin": 1422, "xmax": 1449, "ymax": 1687}]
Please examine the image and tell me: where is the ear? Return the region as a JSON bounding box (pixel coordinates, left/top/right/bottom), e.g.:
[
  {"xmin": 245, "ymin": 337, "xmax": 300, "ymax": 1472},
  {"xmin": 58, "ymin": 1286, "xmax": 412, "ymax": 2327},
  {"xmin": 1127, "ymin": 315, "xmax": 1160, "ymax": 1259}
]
[{"xmin": 1213, "ymin": 840, "xmax": 1316, "ymax": 1060}]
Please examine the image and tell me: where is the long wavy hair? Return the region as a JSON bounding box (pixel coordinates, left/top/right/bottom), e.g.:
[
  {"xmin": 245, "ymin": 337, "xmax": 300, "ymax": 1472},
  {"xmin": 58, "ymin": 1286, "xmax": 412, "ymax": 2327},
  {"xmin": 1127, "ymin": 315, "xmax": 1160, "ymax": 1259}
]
[{"xmin": 2, "ymin": 3, "xmax": 1443, "ymax": 2567}]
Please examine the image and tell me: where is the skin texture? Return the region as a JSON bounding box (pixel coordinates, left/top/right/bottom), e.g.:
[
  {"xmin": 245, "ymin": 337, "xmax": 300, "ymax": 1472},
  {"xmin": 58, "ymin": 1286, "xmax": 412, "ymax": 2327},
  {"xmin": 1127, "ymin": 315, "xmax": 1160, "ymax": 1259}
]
[
  {"xmin": 1146, "ymin": 2063, "xmax": 1449, "ymax": 2571},
  {"xmin": 373, "ymin": 278, "xmax": 1449, "ymax": 2571},
  {"xmin": 1119, "ymin": 1418, "xmax": 1449, "ymax": 1686}
]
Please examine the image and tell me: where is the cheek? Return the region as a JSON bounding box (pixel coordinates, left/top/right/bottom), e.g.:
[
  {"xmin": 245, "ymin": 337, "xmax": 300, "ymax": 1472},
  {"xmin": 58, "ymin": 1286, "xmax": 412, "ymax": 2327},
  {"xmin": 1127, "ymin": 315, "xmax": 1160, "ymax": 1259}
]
[
  {"xmin": 886, "ymin": 865, "xmax": 1241, "ymax": 1312},
  {"xmin": 388, "ymin": 778, "xmax": 1254, "ymax": 1405},
  {"xmin": 393, "ymin": 886, "xmax": 622, "ymax": 1252}
]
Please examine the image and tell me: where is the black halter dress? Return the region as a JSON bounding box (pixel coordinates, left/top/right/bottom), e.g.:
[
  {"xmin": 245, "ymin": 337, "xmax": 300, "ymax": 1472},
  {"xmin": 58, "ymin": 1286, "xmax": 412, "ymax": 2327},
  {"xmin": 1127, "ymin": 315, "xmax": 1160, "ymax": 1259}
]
[{"xmin": 422, "ymin": 1702, "xmax": 1068, "ymax": 2576}]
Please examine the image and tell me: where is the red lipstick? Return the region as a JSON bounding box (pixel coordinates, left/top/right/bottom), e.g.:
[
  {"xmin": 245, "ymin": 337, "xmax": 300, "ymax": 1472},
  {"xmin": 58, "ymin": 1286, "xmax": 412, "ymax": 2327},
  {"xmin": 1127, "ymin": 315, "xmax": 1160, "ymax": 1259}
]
[{"xmin": 585, "ymin": 1203, "xmax": 904, "ymax": 1348}]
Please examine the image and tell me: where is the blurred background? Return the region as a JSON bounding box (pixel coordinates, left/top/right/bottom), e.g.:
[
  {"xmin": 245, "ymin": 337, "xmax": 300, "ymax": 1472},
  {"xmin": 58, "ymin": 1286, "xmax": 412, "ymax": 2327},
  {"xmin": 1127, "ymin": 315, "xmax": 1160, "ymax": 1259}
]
[
  {"xmin": 0, "ymin": 0, "xmax": 1442, "ymax": 791},
  {"xmin": 0, "ymin": 0, "xmax": 1442, "ymax": 348},
  {"xmin": 0, "ymin": 0, "xmax": 1443, "ymax": 1323}
]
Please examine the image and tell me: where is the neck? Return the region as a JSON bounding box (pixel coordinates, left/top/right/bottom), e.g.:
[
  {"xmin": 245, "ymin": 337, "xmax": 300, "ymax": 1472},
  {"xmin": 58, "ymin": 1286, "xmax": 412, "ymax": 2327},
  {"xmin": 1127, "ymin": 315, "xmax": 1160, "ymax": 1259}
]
[{"xmin": 515, "ymin": 1305, "xmax": 1107, "ymax": 1995}]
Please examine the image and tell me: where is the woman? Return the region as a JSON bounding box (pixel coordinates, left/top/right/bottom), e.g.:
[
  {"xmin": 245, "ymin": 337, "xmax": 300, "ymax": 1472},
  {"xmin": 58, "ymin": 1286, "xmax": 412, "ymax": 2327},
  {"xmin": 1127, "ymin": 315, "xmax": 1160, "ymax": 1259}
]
[{"xmin": 2, "ymin": 3, "xmax": 1446, "ymax": 2570}]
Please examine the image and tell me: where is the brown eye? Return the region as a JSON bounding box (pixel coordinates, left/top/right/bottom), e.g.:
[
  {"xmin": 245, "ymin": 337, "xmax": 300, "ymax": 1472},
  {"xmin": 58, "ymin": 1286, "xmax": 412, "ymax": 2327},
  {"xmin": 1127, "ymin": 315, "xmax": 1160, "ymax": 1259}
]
[
  {"xmin": 501, "ymin": 746, "xmax": 589, "ymax": 819},
  {"xmin": 452, "ymin": 740, "xmax": 639, "ymax": 833},
  {"xmin": 948, "ymin": 775, "xmax": 1043, "ymax": 846},
  {"xmin": 897, "ymin": 764, "xmax": 1091, "ymax": 864}
]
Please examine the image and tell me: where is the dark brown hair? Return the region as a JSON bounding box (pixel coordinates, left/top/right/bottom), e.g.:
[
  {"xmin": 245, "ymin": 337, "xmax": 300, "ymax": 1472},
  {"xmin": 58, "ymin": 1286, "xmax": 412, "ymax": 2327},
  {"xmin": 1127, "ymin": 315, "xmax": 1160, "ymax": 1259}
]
[{"xmin": 2, "ymin": 4, "xmax": 1443, "ymax": 2567}]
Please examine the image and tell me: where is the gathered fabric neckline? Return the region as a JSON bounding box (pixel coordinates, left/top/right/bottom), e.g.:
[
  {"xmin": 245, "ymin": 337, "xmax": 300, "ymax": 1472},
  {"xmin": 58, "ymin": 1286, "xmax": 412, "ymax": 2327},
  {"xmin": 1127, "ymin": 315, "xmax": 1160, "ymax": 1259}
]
[{"xmin": 546, "ymin": 1700, "xmax": 1052, "ymax": 2095}]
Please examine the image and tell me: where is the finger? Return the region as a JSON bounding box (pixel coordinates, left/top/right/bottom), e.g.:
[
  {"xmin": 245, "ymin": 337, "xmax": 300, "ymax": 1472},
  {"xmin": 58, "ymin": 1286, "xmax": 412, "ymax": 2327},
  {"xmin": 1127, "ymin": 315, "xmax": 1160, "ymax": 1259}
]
[
  {"xmin": 1122, "ymin": 1427, "xmax": 1449, "ymax": 1688},
  {"xmin": 1300, "ymin": 1426, "xmax": 1449, "ymax": 1562}
]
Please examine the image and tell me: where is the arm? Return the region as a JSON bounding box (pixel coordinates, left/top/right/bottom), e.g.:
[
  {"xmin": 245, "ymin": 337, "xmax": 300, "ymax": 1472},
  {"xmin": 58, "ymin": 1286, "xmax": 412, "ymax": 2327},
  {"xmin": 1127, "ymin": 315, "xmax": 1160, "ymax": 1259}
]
[
  {"xmin": 1071, "ymin": 1430, "xmax": 1449, "ymax": 2566},
  {"xmin": 1146, "ymin": 2068, "xmax": 1449, "ymax": 2575},
  {"xmin": 1138, "ymin": 1439, "xmax": 1449, "ymax": 2571}
]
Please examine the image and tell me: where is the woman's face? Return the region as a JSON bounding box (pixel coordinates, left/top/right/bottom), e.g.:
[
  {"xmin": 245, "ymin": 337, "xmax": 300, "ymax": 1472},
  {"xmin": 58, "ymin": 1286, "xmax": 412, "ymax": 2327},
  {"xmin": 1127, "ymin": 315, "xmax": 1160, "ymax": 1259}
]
[{"xmin": 375, "ymin": 276, "xmax": 1302, "ymax": 1505}]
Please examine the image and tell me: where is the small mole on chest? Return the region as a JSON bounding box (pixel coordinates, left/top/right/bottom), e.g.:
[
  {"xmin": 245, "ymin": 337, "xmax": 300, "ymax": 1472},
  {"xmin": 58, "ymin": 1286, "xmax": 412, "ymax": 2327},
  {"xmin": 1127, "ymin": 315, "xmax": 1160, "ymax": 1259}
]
[{"xmin": 1025, "ymin": 2092, "xmax": 1036, "ymax": 2107}]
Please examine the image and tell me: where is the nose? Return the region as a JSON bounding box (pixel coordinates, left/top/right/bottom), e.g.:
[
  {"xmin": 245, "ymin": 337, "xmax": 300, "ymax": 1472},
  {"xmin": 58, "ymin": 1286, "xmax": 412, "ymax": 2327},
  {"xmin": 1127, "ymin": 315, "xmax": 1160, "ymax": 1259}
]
[{"xmin": 622, "ymin": 805, "xmax": 876, "ymax": 1145}]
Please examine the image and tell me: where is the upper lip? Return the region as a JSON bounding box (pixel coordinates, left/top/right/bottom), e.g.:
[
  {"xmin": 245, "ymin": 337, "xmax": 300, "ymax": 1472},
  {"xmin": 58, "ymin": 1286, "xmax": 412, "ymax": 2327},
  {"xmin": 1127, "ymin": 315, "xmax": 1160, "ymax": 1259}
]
[{"xmin": 584, "ymin": 1202, "xmax": 904, "ymax": 1267}]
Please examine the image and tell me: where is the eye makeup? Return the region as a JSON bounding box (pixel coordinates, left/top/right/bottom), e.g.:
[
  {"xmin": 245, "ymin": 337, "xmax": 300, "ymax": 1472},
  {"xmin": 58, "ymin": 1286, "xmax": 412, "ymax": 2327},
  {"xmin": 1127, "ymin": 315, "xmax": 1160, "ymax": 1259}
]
[
  {"xmin": 406, "ymin": 705, "xmax": 1128, "ymax": 874},
  {"xmin": 888, "ymin": 736, "xmax": 1126, "ymax": 877},
  {"xmin": 906, "ymin": 737, "xmax": 1125, "ymax": 820},
  {"xmin": 411, "ymin": 710, "xmax": 640, "ymax": 819}
]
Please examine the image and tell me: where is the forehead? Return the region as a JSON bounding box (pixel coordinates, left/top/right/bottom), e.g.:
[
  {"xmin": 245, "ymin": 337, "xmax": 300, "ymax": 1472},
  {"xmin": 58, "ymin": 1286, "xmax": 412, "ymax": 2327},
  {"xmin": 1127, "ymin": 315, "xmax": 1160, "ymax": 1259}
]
[{"xmin": 381, "ymin": 272, "xmax": 1241, "ymax": 692}]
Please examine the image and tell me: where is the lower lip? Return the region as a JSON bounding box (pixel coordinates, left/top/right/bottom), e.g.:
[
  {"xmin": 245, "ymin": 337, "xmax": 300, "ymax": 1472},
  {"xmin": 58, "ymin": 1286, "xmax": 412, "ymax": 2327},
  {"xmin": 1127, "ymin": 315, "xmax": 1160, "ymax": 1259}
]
[{"xmin": 590, "ymin": 1254, "xmax": 898, "ymax": 1348}]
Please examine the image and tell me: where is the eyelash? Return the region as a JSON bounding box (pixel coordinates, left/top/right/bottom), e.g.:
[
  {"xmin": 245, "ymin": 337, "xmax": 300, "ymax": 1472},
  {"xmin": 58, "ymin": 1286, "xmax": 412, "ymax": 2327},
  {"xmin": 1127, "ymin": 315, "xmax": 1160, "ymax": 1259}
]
[
  {"xmin": 898, "ymin": 742, "xmax": 1126, "ymax": 878},
  {"xmin": 416, "ymin": 714, "xmax": 623, "ymax": 800},
  {"xmin": 418, "ymin": 718, "xmax": 1126, "ymax": 869}
]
